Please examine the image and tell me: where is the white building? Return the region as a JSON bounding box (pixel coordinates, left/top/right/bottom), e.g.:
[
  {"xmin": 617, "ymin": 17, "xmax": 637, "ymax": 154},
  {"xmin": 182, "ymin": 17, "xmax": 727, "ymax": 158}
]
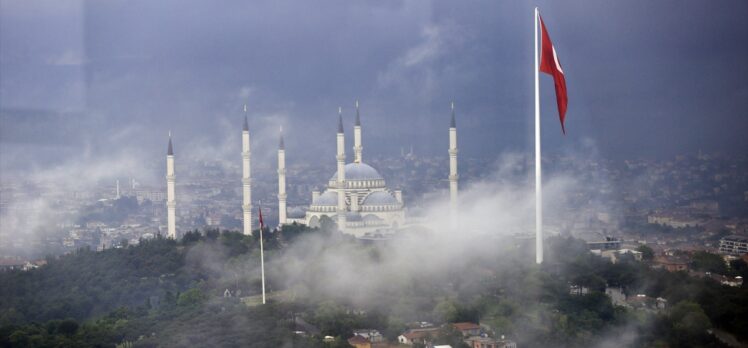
[
  {"xmin": 304, "ymin": 103, "xmax": 407, "ymax": 237},
  {"xmin": 719, "ymin": 235, "xmax": 748, "ymax": 255}
]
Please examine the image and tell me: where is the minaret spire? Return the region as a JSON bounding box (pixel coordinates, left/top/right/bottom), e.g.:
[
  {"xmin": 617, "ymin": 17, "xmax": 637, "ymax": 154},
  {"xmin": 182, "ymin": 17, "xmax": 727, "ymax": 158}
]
[
  {"xmin": 167, "ymin": 131, "xmax": 174, "ymax": 155},
  {"xmin": 278, "ymin": 125, "xmax": 287, "ymax": 226},
  {"xmin": 242, "ymin": 106, "xmax": 253, "ymax": 235},
  {"xmin": 279, "ymin": 126, "xmax": 285, "ymax": 149},
  {"xmin": 353, "ymin": 100, "xmax": 363, "ymax": 163},
  {"xmin": 243, "ymin": 104, "xmax": 249, "ymax": 132},
  {"xmin": 448, "ymin": 101, "xmax": 459, "ymax": 223},
  {"xmin": 353, "ymin": 100, "xmax": 364, "ymax": 163},
  {"xmin": 336, "ymin": 107, "xmax": 347, "ymax": 231},
  {"xmin": 450, "ymin": 101, "xmax": 456, "ymax": 128},
  {"xmin": 338, "ymin": 107, "xmax": 344, "ymax": 133},
  {"xmin": 166, "ymin": 132, "xmax": 177, "ymax": 239}
]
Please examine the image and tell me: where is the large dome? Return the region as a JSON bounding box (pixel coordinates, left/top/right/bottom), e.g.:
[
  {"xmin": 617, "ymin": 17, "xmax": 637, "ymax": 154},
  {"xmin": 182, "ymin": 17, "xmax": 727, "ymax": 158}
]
[{"xmin": 330, "ymin": 162, "xmax": 384, "ymax": 181}]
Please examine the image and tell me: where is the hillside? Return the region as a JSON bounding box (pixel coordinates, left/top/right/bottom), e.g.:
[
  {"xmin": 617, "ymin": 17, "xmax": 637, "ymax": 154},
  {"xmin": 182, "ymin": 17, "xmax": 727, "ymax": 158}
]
[{"xmin": 1, "ymin": 224, "xmax": 747, "ymax": 347}]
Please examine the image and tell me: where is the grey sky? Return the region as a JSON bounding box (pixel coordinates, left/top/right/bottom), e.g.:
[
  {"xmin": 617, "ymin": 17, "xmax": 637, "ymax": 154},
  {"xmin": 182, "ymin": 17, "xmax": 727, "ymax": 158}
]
[{"xmin": 1, "ymin": 0, "xmax": 747, "ymax": 177}]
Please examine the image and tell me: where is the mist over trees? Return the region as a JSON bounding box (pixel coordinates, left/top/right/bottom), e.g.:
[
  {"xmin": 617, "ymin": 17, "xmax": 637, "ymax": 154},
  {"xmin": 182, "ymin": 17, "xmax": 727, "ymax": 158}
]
[{"xmin": 1, "ymin": 225, "xmax": 746, "ymax": 347}]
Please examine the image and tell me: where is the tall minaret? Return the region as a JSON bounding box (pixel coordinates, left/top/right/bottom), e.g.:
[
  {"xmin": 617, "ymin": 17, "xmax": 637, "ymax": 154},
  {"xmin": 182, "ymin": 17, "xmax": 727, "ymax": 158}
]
[
  {"xmin": 449, "ymin": 102, "xmax": 459, "ymax": 216},
  {"xmin": 336, "ymin": 108, "xmax": 347, "ymax": 231},
  {"xmin": 277, "ymin": 126, "xmax": 287, "ymax": 226},
  {"xmin": 242, "ymin": 105, "xmax": 253, "ymax": 235},
  {"xmin": 353, "ymin": 100, "xmax": 363, "ymax": 163},
  {"xmin": 166, "ymin": 132, "xmax": 177, "ymax": 239}
]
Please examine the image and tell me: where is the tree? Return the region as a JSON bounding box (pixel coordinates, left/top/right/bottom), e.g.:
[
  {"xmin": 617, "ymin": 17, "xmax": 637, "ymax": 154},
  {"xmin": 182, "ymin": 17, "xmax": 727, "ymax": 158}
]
[
  {"xmin": 433, "ymin": 299, "xmax": 458, "ymax": 323},
  {"xmin": 177, "ymin": 288, "xmax": 206, "ymax": 307},
  {"xmin": 636, "ymin": 245, "xmax": 654, "ymax": 261},
  {"xmin": 56, "ymin": 319, "xmax": 79, "ymax": 336},
  {"xmin": 319, "ymin": 216, "xmax": 337, "ymax": 234},
  {"xmin": 690, "ymin": 251, "xmax": 728, "ymax": 274},
  {"xmin": 669, "ymin": 301, "xmax": 712, "ymax": 346}
]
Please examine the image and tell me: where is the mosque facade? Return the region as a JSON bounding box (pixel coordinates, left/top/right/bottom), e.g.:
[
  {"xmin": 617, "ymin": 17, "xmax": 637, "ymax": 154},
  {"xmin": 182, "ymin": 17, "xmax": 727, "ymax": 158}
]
[{"xmin": 301, "ymin": 103, "xmax": 405, "ymax": 237}]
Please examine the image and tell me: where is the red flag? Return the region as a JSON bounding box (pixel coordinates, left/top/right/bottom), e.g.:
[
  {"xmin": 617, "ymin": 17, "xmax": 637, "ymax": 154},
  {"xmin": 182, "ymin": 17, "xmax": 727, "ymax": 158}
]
[
  {"xmin": 539, "ymin": 15, "xmax": 568, "ymax": 134},
  {"xmin": 258, "ymin": 204, "xmax": 264, "ymax": 230}
]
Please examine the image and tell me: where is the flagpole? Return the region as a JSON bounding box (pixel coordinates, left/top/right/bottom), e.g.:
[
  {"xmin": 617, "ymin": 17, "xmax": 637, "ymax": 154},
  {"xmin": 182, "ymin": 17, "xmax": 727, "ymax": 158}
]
[
  {"xmin": 259, "ymin": 201, "xmax": 266, "ymax": 304},
  {"xmin": 534, "ymin": 7, "xmax": 543, "ymax": 265}
]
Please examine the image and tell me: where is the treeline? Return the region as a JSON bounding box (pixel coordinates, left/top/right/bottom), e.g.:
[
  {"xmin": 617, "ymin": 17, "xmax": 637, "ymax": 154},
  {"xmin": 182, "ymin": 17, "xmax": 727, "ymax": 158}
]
[{"xmin": 1, "ymin": 224, "xmax": 747, "ymax": 347}]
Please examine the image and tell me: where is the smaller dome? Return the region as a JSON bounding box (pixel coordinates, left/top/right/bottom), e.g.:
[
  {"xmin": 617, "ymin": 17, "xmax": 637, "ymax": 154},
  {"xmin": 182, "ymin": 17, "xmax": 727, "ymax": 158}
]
[
  {"xmin": 313, "ymin": 191, "xmax": 338, "ymax": 206},
  {"xmin": 362, "ymin": 191, "xmax": 400, "ymax": 206},
  {"xmin": 288, "ymin": 206, "xmax": 307, "ymax": 219},
  {"xmin": 362, "ymin": 214, "xmax": 383, "ymax": 222}
]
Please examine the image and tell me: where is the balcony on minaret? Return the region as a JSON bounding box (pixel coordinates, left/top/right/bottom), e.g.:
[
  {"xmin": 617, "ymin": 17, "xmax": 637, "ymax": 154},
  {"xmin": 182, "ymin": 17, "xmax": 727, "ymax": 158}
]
[
  {"xmin": 449, "ymin": 148, "xmax": 458, "ymax": 155},
  {"xmin": 242, "ymin": 178, "xmax": 252, "ymax": 185},
  {"xmin": 449, "ymin": 174, "xmax": 459, "ymax": 180},
  {"xmin": 277, "ymin": 168, "xmax": 286, "ymax": 175}
]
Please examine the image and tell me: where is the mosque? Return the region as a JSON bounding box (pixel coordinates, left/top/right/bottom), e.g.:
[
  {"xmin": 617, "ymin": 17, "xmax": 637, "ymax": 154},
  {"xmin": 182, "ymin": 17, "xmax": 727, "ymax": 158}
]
[
  {"xmin": 163, "ymin": 101, "xmax": 459, "ymax": 239},
  {"xmin": 302, "ymin": 103, "xmax": 406, "ymax": 237}
]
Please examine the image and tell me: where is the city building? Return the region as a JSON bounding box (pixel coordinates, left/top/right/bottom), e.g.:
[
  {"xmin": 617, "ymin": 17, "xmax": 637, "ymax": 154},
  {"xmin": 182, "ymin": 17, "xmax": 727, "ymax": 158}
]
[{"xmin": 718, "ymin": 235, "xmax": 748, "ymax": 255}]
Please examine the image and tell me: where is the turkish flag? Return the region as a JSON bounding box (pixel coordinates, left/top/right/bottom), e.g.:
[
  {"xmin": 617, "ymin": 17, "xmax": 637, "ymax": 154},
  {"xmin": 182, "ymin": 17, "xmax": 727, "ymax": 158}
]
[
  {"xmin": 258, "ymin": 205, "xmax": 264, "ymax": 230},
  {"xmin": 539, "ymin": 15, "xmax": 568, "ymax": 134}
]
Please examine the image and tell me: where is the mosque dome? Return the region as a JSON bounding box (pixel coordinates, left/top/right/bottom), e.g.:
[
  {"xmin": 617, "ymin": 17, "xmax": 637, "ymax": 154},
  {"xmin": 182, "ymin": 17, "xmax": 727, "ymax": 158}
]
[{"xmin": 330, "ymin": 162, "xmax": 384, "ymax": 181}]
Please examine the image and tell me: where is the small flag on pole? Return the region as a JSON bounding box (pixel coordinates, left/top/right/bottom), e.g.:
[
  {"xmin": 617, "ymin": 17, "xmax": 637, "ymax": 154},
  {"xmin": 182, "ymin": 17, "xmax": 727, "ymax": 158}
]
[
  {"xmin": 258, "ymin": 204, "xmax": 264, "ymax": 230},
  {"xmin": 258, "ymin": 202, "xmax": 266, "ymax": 304},
  {"xmin": 539, "ymin": 15, "xmax": 569, "ymax": 134}
]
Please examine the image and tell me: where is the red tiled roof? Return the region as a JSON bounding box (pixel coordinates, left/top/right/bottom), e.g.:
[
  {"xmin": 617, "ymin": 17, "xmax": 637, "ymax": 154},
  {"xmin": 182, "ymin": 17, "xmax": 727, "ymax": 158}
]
[
  {"xmin": 453, "ymin": 322, "xmax": 481, "ymax": 331},
  {"xmin": 402, "ymin": 328, "xmax": 439, "ymax": 340}
]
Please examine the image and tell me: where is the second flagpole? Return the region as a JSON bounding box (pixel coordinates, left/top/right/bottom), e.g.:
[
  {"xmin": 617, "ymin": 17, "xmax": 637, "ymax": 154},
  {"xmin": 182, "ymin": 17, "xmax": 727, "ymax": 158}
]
[
  {"xmin": 259, "ymin": 201, "xmax": 266, "ymax": 304},
  {"xmin": 534, "ymin": 7, "xmax": 543, "ymax": 265}
]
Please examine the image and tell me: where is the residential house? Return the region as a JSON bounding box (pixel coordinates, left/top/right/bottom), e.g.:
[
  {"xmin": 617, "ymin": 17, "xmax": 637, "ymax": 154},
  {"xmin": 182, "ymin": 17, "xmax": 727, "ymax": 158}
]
[
  {"xmin": 452, "ymin": 322, "xmax": 482, "ymax": 337},
  {"xmin": 464, "ymin": 335, "xmax": 517, "ymax": 348}
]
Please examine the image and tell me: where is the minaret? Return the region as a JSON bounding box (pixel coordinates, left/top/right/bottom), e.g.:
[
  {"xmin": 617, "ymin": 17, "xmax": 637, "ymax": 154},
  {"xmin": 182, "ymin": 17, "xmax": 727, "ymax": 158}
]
[
  {"xmin": 353, "ymin": 100, "xmax": 363, "ymax": 163},
  {"xmin": 166, "ymin": 132, "xmax": 177, "ymax": 239},
  {"xmin": 277, "ymin": 126, "xmax": 287, "ymax": 226},
  {"xmin": 449, "ymin": 102, "xmax": 459, "ymax": 216},
  {"xmin": 336, "ymin": 107, "xmax": 347, "ymax": 230},
  {"xmin": 242, "ymin": 105, "xmax": 253, "ymax": 235}
]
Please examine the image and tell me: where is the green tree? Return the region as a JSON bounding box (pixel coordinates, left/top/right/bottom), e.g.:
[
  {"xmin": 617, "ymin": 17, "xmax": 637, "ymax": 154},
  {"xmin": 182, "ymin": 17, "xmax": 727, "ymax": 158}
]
[
  {"xmin": 636, "ymin": 244, "xmax": 655, "ymax": 261},
  {"xmin": 690, "ymin": 251, "xmax": 728, "ymax": 274},
  {"xmin": 669, "ymin": 301, "xmax": 712, "ymax": 346},
  {"xmin": 177, "ymin": 288, "xmax": 206, "ymax": 307},
  {"xmin": 433, "ymin": 299, "xmax": 458, "ymax": 323}
]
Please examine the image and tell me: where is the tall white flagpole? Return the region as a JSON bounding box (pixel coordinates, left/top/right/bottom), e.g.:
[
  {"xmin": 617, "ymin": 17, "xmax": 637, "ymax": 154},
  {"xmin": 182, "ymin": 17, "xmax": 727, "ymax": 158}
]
[
  {"xmin": 534, "ymin": 7, "xmax": 543, "ymax": 264},
  {"xmin": 259, "ymin": 201, "xmax": 266, "ymax": 304}
]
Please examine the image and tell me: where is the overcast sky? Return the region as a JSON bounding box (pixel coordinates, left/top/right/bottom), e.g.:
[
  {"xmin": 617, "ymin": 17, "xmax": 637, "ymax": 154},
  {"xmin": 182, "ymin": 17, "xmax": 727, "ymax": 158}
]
[{"xmin": 1, "ymin": 0, "xmax": 747, "ymax": 178}]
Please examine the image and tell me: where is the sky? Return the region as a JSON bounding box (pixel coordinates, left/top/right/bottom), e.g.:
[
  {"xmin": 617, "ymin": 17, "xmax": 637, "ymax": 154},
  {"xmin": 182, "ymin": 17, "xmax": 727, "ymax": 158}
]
[{"xmin": 1, "ymin": 0, "xmax": 747, "ymax": 180}]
